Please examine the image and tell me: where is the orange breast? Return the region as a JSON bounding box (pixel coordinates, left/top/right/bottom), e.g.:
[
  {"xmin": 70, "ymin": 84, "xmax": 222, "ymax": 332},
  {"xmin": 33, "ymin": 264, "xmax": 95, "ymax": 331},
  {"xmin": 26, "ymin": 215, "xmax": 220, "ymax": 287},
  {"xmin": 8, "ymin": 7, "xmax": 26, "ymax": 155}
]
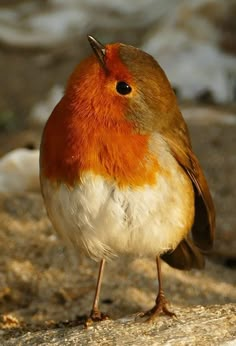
[{"xmin": 40, "ymin": 97, "xmax": 159, "ymax": 188}]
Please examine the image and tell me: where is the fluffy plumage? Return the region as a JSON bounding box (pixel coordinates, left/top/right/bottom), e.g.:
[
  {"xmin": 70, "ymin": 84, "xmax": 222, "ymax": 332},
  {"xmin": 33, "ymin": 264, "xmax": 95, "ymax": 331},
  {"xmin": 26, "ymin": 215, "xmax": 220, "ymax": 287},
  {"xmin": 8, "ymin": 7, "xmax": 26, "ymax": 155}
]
[{"xmin": 41, "ymin": 134, "xmax": 194, "ymax": 261}]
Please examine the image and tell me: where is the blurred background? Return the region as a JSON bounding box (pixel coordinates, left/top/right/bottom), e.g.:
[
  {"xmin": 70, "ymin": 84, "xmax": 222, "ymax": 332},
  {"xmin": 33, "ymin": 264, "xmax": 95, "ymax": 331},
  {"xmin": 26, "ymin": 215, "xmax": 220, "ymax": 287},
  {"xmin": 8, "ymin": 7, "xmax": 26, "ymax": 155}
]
[
  {"xmin": 0, "ymin": 0, "xmax": 235, "ymax": 336},
  {"xmin": 0, "ymin": 0, "xmax": 236, "ymax": 143}
]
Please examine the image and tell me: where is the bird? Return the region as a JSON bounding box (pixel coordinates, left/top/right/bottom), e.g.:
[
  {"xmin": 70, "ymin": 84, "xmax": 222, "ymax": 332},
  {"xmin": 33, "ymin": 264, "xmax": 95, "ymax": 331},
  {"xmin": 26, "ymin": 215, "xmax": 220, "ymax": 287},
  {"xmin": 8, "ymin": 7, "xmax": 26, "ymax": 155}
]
[{"xmin": 40, "ymin": 35, "xmax": 215, "ymax": 324}]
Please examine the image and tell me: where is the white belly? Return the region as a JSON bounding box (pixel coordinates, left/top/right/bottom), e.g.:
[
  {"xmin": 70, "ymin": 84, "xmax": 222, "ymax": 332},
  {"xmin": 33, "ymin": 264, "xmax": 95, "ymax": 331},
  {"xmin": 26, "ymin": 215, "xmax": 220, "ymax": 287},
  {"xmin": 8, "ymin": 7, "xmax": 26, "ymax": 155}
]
[{"xmin": 41, "ymin": 149, "xmax": 194, "ymax": 261}]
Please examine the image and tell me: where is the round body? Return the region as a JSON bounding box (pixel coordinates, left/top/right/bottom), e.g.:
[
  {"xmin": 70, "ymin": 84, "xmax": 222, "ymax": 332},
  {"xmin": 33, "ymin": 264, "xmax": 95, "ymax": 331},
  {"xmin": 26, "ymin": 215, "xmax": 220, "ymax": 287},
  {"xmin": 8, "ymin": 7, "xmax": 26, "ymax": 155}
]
[
  {"xmin": 40, "ymin": 37, "xmax": 214, "ymax": 265},
  {"xmin": 41, "ymin": 134, "xmax": 194, "ymax": 261}
]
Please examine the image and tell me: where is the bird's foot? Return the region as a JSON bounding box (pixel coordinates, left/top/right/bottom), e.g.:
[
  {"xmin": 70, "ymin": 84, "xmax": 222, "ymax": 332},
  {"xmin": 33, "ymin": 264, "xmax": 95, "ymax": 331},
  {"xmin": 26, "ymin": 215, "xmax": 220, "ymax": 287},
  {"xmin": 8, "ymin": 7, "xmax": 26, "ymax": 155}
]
[
  {"xmin": 84, "ymin": 308, "xmax": 109, "ymax": 327},
  {"xmin": 140, "ymin": 290, "xmax": 176, "ymax": 322}
]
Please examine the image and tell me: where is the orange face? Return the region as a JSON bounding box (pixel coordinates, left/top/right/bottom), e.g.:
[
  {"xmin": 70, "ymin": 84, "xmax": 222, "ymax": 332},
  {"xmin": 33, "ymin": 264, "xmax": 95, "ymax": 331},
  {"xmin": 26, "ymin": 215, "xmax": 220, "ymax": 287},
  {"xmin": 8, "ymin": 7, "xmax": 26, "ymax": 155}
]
[
  {"xmin": 65, "ymin": 43, "xmax": 135, "ymax": 122},
  {"xmin": 40, "ymin": 43, "xmax": 160, "ymax": 187}
]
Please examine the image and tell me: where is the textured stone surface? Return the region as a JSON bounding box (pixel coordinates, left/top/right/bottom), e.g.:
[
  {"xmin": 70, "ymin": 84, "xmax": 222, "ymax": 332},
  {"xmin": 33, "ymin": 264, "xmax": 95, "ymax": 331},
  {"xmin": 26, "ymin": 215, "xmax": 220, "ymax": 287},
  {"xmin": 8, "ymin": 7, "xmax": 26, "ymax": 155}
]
[{"xmin": 2, "ymin": 305, "xmax": 236, "ymax": 346}]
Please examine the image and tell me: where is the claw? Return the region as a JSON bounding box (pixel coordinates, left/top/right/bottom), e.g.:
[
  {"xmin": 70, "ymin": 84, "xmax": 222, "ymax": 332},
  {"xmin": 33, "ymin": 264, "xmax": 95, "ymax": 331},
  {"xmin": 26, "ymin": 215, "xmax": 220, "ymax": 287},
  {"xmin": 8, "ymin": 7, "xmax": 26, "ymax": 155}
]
[
  {"xmin": 84, "ymin": 309, "xmax": 109, "ymax": 327},
  {"xmin": 141, "ymin": 290, "xmax": 176, "ymax": 322}
]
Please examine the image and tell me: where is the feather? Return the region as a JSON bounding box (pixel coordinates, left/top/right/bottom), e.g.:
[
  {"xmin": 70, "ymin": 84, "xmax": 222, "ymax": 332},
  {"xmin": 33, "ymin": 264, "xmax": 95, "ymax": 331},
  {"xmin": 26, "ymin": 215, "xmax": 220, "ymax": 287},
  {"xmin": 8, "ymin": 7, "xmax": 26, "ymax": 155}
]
[
  {"xmin": 161, "ymin": 238, "xmax": 205, "ymax": 270},
  {"xmin": 164, "ymin": 135, "xmax": 215, "ymax": 251}
]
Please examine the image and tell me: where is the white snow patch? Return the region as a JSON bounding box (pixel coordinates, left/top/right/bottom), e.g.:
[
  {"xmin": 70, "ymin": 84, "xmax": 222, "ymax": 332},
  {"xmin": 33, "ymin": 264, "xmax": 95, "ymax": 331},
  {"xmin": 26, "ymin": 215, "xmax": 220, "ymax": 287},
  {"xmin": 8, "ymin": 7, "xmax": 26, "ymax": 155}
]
[{"xmin": 0, "ymin": 149, "xmax": 40, "ymax": 194}]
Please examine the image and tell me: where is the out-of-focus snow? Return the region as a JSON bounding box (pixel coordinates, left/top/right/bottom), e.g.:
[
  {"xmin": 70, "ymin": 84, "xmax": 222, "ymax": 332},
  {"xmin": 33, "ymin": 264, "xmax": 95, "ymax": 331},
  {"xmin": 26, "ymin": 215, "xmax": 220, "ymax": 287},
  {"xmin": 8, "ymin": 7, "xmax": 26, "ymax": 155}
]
[
  {"xmin": 0, "ymin": 0, "xmax": 236, "ymax": 103},
  {"xmin": 0, "ymin": 149, "xmax": 40, "ymax": 194},
  {"xmin": 30, "ymin": 86, "xmax": 63, "ymax": 126},
  {"xmin": 144, "ymin": 32, "xmax": 236, "ymax": 103},
  {"xmin": 0, "ymin": 0, "xmax": 180, "ymax": 48}
]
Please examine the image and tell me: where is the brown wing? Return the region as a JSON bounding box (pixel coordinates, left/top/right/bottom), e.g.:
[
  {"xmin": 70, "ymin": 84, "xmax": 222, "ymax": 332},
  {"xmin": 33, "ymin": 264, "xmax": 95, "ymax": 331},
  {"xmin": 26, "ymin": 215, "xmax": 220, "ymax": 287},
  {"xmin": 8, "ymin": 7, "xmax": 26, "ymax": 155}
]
[{"xmin": 165, "ymin": 136, "xmax": 215, "ymax": 251}]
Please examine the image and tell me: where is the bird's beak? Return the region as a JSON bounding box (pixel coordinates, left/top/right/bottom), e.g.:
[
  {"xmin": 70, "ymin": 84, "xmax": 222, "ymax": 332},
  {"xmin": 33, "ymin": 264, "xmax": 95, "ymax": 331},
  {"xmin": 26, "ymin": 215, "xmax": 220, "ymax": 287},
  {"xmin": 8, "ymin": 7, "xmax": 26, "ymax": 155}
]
[{"xmin": 87, "ymin": 35, "xmax": 107, "ymax": 71}]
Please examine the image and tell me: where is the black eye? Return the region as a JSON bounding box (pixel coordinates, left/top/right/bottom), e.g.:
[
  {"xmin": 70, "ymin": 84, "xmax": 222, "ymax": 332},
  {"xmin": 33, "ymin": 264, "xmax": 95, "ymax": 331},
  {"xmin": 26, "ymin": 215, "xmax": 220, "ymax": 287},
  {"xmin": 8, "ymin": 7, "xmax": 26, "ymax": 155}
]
[{"xmin": 116, "ymin": 81, "xmax": 132, "ymax": 95}]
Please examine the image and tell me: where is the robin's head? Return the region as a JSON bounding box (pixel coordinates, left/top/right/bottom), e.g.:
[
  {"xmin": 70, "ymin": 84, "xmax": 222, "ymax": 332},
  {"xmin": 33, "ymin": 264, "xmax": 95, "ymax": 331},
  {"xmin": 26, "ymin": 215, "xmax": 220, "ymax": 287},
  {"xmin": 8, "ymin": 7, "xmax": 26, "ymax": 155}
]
[{"xmin": 65, "ymin": 35, "xmax": 179, "ymax": 132}]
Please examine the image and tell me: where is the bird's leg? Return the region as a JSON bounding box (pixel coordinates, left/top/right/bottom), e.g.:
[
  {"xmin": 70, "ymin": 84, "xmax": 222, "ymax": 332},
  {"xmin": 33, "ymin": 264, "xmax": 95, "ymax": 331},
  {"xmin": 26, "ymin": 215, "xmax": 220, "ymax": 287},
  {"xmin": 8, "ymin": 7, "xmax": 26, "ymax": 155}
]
[
  {"xmin": 85, "ymin": 259, "xmax": 109, "ymax": 326},
  {"xmin": 142, "ymin": 256, "xmax": 176, "ymax": 322},
  {"xmin": 90, "ymin": 258, "xmax": 107, "ymax": 320}
]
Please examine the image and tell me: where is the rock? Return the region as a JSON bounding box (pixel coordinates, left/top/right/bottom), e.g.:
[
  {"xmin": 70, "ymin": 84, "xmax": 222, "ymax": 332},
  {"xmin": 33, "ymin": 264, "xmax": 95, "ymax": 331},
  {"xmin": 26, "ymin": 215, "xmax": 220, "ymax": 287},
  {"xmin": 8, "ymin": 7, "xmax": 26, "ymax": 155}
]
[{"xmin": 2, "ymin": 305, "xmax": 236, "ymax": 345}]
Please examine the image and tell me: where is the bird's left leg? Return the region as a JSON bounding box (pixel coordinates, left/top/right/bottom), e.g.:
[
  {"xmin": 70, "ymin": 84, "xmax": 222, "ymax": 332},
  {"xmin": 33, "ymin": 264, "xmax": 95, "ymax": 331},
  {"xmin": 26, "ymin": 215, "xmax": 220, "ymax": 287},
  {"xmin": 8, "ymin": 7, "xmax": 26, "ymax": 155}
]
[
  {"xmin": 85, "ymin": 259, "xmax": 109, "ymax": 327},
  {"xmin": 141, "ymin": 256, "xmax": 176, "ymax": 322}
]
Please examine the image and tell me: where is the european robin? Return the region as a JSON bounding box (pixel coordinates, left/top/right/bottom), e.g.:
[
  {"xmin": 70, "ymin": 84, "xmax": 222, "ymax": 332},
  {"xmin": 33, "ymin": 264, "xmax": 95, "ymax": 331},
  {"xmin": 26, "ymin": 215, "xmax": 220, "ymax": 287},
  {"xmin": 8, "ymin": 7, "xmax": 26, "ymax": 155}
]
[{"xmin": 40, "ymin": 35, "xmax": 215, "ymax": 324}]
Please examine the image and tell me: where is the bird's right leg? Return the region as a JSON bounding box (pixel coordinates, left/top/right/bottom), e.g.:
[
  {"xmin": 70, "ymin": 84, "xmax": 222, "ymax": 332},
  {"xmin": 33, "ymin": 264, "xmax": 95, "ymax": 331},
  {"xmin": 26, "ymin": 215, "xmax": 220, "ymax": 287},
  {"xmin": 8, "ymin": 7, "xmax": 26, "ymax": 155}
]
[
  {"xmin": 141, "ymin": 256, "xmax": 176, "ymax": 322},
  {"xmin": 85, "ymin": 259, "xmax": 109, "ymax": 326}
]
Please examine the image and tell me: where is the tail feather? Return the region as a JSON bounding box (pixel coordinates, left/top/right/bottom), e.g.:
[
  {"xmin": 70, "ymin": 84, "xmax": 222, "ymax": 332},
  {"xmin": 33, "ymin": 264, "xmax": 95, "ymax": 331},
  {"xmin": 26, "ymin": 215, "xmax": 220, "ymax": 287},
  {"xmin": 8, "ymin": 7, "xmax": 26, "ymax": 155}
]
[{"xmin": 161, "ymin": 238, "xmax": 205, "ymax": 270}]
